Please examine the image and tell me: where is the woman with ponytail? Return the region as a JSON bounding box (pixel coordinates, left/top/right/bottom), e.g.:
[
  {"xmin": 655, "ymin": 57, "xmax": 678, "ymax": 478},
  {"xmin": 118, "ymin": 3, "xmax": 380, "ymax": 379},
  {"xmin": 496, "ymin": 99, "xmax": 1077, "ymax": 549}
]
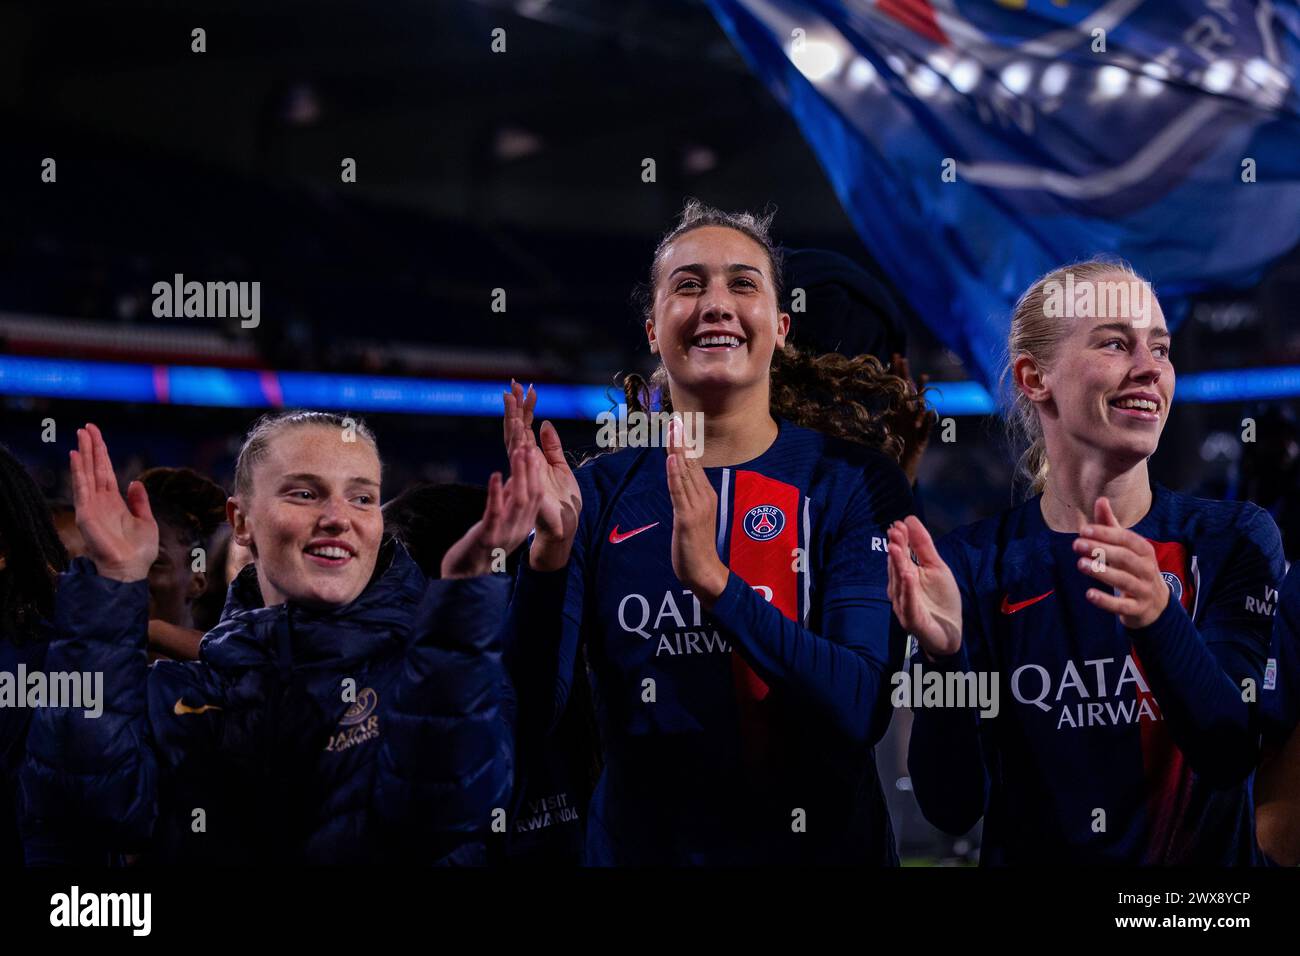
[
  {"xmin": 891, "ymin": 259, "xmax": 1285, "ymax": 864},
  {"xmin": 23, "ymin": 413, "xmax": 537, "ymax": 863},
  {"xmin": 503, "ymin": 199, "xmax": 924, "ymax": 864}
]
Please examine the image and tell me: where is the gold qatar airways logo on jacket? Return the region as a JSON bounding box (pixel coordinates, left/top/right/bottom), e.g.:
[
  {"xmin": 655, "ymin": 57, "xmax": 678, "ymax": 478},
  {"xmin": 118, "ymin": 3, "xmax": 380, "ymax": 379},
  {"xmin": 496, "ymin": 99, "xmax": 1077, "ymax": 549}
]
[{"xmin": 326, "ymin": 686, "xmax": 380, "ymax": 753}]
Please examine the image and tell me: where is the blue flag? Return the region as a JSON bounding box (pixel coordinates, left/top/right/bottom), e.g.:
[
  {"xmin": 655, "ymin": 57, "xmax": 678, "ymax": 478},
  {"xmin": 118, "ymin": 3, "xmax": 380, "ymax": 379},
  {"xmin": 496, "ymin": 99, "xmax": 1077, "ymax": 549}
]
[{"xmin": 705, "ymin": 0, "xmax": 1300, "ymax": 389}]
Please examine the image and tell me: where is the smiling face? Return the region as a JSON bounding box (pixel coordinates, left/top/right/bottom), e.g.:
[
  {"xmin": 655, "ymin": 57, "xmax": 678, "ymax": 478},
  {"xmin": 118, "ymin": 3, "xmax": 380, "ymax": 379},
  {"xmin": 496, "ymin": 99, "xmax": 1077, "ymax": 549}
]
[
  {"xmin": 1019, "ymin": 272, "xmax": 1174, "ymax": 471},
  {"xmin": 228, "ymin": 424, "xmax": 383, "ymax": 609},
  {"xmin": 646, "ymin": 225, "xmax": 789, "ymax": 406}
]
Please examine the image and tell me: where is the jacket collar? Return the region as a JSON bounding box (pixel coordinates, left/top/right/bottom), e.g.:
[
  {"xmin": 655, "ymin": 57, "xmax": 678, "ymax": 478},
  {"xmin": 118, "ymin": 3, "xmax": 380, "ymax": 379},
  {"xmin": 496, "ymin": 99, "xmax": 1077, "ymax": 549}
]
[{"xmin": 202, "ymin": 537, "xmax": 426, "ymax": 672}]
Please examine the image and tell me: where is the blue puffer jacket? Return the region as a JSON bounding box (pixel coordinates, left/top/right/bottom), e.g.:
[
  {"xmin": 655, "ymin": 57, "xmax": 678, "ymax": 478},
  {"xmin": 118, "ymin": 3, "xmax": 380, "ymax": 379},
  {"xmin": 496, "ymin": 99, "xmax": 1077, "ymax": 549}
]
[
  {"xmin": 2, "ymin": 625, "xmax": 47, "ymax": 866},
  {"xmin": 21, "ymin": 539, "xmax": 513, "ymax": 864}
]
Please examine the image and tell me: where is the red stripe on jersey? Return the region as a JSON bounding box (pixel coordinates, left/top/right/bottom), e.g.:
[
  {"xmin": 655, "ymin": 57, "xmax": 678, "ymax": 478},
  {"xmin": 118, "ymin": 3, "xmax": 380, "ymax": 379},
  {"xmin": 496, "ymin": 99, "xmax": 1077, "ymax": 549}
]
[
  {"xmin": 727, "ymin": 471, "xmax": 801, "ymax": 764},
  {"xmin": 1149, "ymin": 541, "xmax": 1195, "ymax": 614},
  {"xmin": 1133, "ymin": 538, "xmax": 1196, "ymax": 863},
  {"xmin": 729, "ymin": 470, "xmax": 802, "ymax": 688}
]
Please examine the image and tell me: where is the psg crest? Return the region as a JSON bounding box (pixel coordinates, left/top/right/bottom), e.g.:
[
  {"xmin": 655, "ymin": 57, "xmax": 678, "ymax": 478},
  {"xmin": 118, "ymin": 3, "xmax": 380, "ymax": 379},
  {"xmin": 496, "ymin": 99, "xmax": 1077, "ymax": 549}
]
[
  {"xmin": 743, "ymin": 504, "xmax": 786, "ymax": 541},
  {"xmin": 1160, "ymin": 571, "xmax": 1183, "ymax": 603},
  {"xmin": 341, "ymin": 687, "xmax": 379, "ymax": 727}
]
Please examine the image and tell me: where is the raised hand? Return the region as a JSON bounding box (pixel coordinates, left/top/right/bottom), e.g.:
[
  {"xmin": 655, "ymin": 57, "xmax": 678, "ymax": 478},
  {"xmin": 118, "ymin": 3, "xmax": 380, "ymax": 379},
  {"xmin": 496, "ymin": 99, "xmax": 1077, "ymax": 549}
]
[
  {"xmin": 503, "ymin": 380, "xmax": 581, "ymax": 571},
  {"xmin": 1072, "ymin": 496, "xmax": 1170, "ymax": 629},
  {"xmin": 70, "ymin": 424, "xmax": 158, "ymax": 583},
  {"xmin": 502, "ymin": 379, "xmax": 530, "ymax": 453},
  {"xmin": 886, "ymin": 515, "xmax": 962, "ymax": 659},
  {"xmin": 441, "ymin": 442, "xmax": 545, "ymax": 579},
  {"xmin": 665, "ymin": 415, "xmax": 729, "ymax": 608}
]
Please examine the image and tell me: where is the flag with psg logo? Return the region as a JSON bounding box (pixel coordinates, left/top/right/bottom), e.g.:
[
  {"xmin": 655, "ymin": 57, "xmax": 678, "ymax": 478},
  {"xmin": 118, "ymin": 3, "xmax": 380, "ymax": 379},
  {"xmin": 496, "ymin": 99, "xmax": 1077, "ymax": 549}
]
[{"xmin": 705, "ymin": 0, "xmax": 1300, "ymax": 389}]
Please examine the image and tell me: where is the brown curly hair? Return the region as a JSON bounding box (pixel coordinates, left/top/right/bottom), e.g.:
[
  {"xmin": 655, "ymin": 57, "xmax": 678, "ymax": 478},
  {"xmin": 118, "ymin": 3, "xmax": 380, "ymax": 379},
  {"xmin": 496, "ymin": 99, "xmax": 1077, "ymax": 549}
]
[
  {"xmin": 138, "ymin": 466, "xmax": 229, "ymax": 552},
  {"xmin": 623, "ymin": 199, "xmax": 926, "ymax": 459}
]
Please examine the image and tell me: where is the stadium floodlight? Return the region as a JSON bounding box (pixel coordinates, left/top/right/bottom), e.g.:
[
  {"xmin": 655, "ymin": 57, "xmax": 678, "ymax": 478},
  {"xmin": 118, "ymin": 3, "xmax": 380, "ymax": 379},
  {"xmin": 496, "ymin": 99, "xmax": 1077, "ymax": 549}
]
[
  {"xmin": 1096, "ymin": 65, "xmax": 1129, "ymax": 99},
  {"xmin": 1137, "ymin": 61, "xmax": 1168, "ymax": 97},
  {"xmin": 1203, "ymin": 59, "xmax": 1236, "ymax": 94},
  {"xmin": 999, "ymin": 61, "xmax": 1032, "ymax": 96},
  {"xmin": 1039, "ymin": 63, "xmax": 1069, "ymax": 98},
  {"xmin": 907, "ymin": 64, "xmax": 943, "ymax": 98},
  {"xmin": 847, "ymin": 57, "xmax": 877, "ymax": 91},
  {"xmin": 790, "ymin": 37, "xmax": 843, "ymax": 83},
  {"xmin": 948, "ymin": 59, "xmax": 980, "ymax": 95}
]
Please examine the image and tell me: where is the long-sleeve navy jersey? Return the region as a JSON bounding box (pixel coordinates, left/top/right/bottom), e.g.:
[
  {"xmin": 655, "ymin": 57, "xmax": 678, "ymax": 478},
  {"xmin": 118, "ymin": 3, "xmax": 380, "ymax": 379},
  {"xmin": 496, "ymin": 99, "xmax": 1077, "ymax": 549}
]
[
  {"xmin": 908, "ymin": 483, "xmax": 1284, "ymax": 865},
  {"xmin": 1262, "ymin": 562, "xmax": 1300, "ymax": 753},
  {"xmin": 506, "ymin": 418, "xmax": 914, "ymax": 864}
]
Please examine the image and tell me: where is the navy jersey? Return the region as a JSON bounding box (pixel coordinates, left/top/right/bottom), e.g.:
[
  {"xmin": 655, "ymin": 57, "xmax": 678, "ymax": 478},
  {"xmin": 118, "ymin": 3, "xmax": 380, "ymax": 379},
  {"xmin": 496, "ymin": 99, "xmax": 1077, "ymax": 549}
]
[
  {"xmin": 1261, "ymin": 562, "xmax": 1300, "ymax": 753},
  {"xmin": 506, "ymin": 418, "xmax": 913, "ymax": 864},
  {"xmin": 495, "ymin": 666, "xmax": 594, "ymax": 866},
  {"xmin": 908, "ymin": 484, "xmax": 1284, "ymax": 865}
]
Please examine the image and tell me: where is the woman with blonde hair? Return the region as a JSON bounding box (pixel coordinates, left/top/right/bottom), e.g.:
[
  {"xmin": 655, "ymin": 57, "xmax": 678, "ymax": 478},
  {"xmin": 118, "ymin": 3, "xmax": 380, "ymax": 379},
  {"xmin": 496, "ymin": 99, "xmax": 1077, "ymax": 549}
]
[
  {"xmin": 23, "ymin": 412, "xmax": 539, "ymax": 863},
  {"xmin": 891, "ymin": 258, "xmax": 1284, "ymax": 864}
]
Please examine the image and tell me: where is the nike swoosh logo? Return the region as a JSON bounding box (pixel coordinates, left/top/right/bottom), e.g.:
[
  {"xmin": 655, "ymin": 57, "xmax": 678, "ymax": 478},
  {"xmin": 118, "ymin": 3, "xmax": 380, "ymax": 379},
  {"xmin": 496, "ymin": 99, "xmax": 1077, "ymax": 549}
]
[
  {"xmin": 174, "ymin": 698, "xmax": 222, "ymax": 716},
  {"xmin": 609, "ymin": 522, "xmax": 659, "ymax": 544},
  {"xmin": 1000, "ymin": 590, "xmax": 1054, "ymax": 614}
]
